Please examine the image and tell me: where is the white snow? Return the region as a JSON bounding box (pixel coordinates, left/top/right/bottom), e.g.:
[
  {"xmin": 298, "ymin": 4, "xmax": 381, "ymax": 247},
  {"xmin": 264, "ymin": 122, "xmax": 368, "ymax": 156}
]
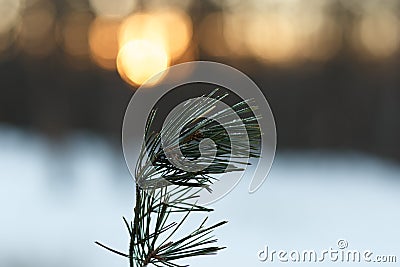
[{"xmin": 1, "ymin": 126, "xmax": 399, "ymax": 267}]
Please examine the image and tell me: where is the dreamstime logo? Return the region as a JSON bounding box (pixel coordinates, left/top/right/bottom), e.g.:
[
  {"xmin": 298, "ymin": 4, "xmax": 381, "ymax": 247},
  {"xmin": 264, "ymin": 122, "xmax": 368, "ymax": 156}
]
[
  {"xmin": 258, "ymin": 239, "xmax": 397, "ymax": 263},
  {"xmin": 337, "ymin": 239, "xmax": 348, "ymax": 250},
  {"xmin": 121, "ymin": 61, "xmax": 276, "ymax": 205}
]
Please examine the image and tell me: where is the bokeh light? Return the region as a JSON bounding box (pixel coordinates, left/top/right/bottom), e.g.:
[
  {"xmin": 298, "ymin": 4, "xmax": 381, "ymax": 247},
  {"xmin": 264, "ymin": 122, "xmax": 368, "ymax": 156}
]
[
  {"xmin": 89, "ymin": 0, "xmax": 136, "ymax": 19},
  {"xmin": 0, "ymin": 0, "xmax": 399, "ymax": 83},
  {"xmin": 118, "ymin": 13, "xmax": 165, "ymax": 48},
  {"xmin": 116, "ymin": 8, "xmax": 192, "ymax": 86},
  {"xmin": 0, "ymin": 0, "xmax": 23, "ymax": 35},
  {"xmin": 222, "ymin": 1, "xmax": 343, "ymax": 64},
  {"xmin": 154, "ymin": 9, "xmax": 192, "ymax": 61},
  {"xmin": 119, "ymin": 9, "xmax": 192, "ymax": 61},
  {"xmin": 88, "ymin": 18, "xmax": 120, "ymax": 70},
  {"xmin": 117, "ymin": 40, "xmax": 169, "ymax": 87},
  {"xmin": 354, "ymin": 9, "xmax": 400, "ymax": 59},
  {"xmin": 223, "ymin": 12, "xmax": 251, "ymax": 57},
  {"xmin": 247, "ymin": 13, "xmax": 300, "ymax": 64}
]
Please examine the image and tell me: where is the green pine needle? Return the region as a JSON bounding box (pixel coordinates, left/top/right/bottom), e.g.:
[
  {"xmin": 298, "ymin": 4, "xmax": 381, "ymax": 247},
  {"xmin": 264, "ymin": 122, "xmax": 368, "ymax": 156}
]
[{"xmin": 96, "ymin": 89, "xmax": 262, "ymax": 267}]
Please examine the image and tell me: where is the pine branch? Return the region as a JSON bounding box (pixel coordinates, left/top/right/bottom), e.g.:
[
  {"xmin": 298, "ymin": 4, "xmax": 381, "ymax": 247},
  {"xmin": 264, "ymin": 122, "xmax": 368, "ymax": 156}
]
[{"xmin": 97, "ymin": 89, "xmax": 262, "ymax": 267}]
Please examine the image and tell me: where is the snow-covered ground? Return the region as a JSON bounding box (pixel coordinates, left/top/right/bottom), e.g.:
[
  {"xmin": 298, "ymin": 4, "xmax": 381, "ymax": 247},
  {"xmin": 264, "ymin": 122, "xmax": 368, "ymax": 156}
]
[{"xmin": 1, "ymin": 126, "xmax": 399, "ymax": 267}]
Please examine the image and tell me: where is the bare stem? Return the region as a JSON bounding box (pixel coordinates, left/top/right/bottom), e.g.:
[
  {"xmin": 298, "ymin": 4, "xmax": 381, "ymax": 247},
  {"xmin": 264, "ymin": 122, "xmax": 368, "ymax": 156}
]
[{"xmin": 130, "ymin": 186, "xmax": 141, "ymax": 267}]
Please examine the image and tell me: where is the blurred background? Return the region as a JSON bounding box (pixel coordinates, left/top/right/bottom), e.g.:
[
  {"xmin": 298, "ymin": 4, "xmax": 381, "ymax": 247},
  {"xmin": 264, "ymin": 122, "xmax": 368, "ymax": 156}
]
[{"xmin": 1, "ymin": 0, "xmax": 400, "ymax": 266}]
